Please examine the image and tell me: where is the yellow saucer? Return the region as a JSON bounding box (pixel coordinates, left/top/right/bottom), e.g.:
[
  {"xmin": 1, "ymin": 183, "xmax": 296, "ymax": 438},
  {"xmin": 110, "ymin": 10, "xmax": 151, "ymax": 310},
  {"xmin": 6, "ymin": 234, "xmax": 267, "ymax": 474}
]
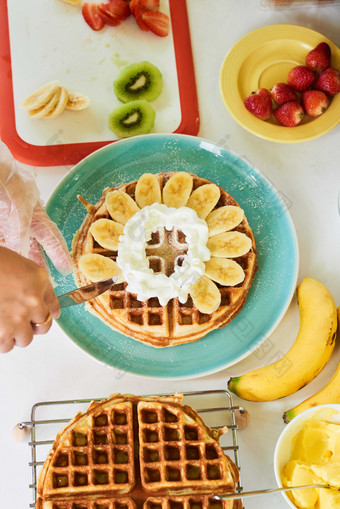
[{"xmin": 220, "ymin": 24, "xmax": 340, "ymax": 143}]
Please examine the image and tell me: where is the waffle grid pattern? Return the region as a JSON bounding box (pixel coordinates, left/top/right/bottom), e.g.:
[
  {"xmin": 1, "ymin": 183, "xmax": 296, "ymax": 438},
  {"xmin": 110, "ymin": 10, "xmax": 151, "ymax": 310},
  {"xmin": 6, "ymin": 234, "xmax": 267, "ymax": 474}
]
[
  {"xmin": 39, "ymin": 497, "xmax": 136, "ymax": 509},
  {"xmin": 48, "ymin": 404, "xmax": 134, "ymax": 496},
  {"xmin": 144, "ymin": 495, "xmax": 236, "ymax": 509},
  {"xmin": 138, "ymin": 402, "xmax": 229, "ymax": 491}
]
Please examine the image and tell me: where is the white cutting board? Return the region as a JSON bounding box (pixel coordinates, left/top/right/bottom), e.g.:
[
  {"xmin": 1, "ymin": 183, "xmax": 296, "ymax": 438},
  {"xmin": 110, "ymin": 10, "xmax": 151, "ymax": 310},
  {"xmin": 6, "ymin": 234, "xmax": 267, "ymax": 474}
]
[{"xmin": 7, "ymin": 0, "xmax": 181, "ymax": 146}]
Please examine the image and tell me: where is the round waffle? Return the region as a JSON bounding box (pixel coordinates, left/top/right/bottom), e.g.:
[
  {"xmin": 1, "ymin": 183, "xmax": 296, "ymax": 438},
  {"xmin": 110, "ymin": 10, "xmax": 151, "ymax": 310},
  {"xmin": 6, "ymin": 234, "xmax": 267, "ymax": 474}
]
[
  {"xmin": 36, "ymin": 393, "xmax": 241, "ymax": 509},
  {"xmin": 72, "ymin": 172, "xmax": 257, "ymax": 347}
]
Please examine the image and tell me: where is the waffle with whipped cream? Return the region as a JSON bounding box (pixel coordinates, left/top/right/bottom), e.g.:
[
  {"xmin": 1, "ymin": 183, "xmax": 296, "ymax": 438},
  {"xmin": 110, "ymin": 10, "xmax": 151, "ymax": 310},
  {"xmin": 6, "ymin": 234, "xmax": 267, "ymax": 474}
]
[
  {"xmin": 36, "ymin": 394, "xmax": 241, "ymax": 509},
  {"xmin": 72, "ymin": 172, "xmax": 257, "ymax": 347}
]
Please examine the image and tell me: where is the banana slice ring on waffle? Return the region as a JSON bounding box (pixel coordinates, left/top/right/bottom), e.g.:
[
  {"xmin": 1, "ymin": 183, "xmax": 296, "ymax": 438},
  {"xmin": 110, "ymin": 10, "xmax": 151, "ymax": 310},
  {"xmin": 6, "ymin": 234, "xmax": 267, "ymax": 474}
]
[{"xmin": 72, "ymin": 172, "xmax": 257, "ymax": 347}]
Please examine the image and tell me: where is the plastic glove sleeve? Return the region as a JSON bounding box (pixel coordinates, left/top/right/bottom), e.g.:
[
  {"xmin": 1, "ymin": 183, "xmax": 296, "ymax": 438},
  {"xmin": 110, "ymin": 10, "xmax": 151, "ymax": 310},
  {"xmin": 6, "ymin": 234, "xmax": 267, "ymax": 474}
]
[
  {"xmin": 0, "ymin": 143, "xmax": 39, "ymax": 256},
  {"xmin": 30, "ymin": 201, "xmax": 73, "ymax": 275}
]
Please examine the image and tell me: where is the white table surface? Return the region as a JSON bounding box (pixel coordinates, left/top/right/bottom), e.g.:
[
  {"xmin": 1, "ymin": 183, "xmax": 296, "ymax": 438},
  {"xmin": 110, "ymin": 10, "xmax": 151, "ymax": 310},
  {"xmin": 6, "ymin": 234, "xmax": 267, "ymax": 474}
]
[{"xmin": 1, "ymin": 1, "xmax": 340, "ymax": 508}]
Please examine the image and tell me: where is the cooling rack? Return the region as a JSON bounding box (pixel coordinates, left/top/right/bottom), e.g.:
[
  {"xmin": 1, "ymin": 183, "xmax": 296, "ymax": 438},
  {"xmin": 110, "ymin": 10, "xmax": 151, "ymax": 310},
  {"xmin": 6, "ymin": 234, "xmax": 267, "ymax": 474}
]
[{"xmin": 19, "ymin": 389, "xmax": 246, "ymax": 508}]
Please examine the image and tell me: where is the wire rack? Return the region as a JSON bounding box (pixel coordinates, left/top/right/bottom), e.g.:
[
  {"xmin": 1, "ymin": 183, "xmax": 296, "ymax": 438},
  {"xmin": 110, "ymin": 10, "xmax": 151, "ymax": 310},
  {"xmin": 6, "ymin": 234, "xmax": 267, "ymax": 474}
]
[{"xmin": 20, "ymin": 389, "xmax": 246, "ymax": 508}]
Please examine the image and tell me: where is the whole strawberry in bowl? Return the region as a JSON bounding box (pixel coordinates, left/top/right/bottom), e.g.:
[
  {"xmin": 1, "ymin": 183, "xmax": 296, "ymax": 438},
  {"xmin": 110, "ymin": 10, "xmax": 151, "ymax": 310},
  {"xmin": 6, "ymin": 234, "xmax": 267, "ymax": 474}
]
[
  {"xmin": 301, "ymin": 90, "xmax": 329, "ymax": 117},
  {"xmin": 271, "ymin": 83, "xmax": 299, "ymax": 105},
  {"xmin": 220, "ymin": 24, "xmax": 340, "ymax": 142},
  {"xmin": 244, "ymin": 89, "xmax": 273, "ymax": 120},
  {"xmin": 287, "ymin": 66, "xmax": 316, "ymax": 92},
  {"xmin": 306, "ymin": 42, "xmax": 331, "ymax": 73},
  {"xmin": 314, "ymin": 68, "xmax": 340, "ymax": 96},
  {"xmin": 274, "ymin": 101, "xmax": 304, "ymax": 127}
]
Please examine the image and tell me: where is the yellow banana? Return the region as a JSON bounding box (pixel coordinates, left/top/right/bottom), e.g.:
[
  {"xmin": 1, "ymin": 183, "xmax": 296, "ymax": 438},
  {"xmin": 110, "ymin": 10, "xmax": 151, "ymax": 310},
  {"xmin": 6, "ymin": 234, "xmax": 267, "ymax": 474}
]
[
  {"xmin": 228, "ymin": 278, "xmax": 337, "ymax": 402},
  {"xmin": 283, "ymin": 306, "xmax": 340, "ymax": 422}
]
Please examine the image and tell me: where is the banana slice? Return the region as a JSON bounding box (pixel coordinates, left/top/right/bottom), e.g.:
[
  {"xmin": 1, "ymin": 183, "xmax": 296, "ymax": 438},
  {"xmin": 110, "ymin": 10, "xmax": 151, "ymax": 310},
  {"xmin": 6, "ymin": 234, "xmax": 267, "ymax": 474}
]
[
  {"xmin": 89, "ymin": 219, "xmax": 124, "ymax": 250},
  {"xmin": 186, "ymin": 184, "xmax": 220, "ymax": 219},
  {"xmin": 190, "ymin": 275, "xmax": 221, "ymax": 314},
  {"xmin": 105, "ymin": 190, "xmax": 140, "ymax": 225},
  {"xmin": 44, "ymin": 87, "xmax": 69, "ymax": 118},
  {"xmin": 29, "ymin": 87, "xmax": 62, "ymax": 118},
  {"xmin": 206, "ymin": 206, "xmax": 244, "ymax": 237},
  {"xmin": 135, "ymin": 173, "xmax": 161, "ymax": 208},
  {"xmin": 78, "ymin": 253, "xmax": 123, "ymax": 282},
  {"xmin": 162, "ymin": 172, "xmax": 193, "ymax": 208},
  {"xmin": 205, "ymin": 257, "xmax": 245, "ymax": 286},
  {"xmin": 66, "ymin": 92, "xmax": 90, "ymax": 111},
  {"xmin": 21, "ymin": 81, "xmax": 60, "ymax": 111},
  {"xmin": 207, "ymin": 231, "xmax": 252, "ymax": 258}
]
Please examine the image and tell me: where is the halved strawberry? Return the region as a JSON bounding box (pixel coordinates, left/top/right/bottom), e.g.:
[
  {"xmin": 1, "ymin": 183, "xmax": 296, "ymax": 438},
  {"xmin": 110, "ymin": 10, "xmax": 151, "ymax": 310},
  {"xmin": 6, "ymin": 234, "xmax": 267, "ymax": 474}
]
[
  {"xmin": 130, "ymin": 1, "xmax": 150, "ymax": 31},
  {"xmin": 139, "ymin": 0, "xmax": 160, "ymax": 10},
  {"xmin": 142, "ymin": 10, "xmax": 169, "ymax": 37},
  {"xmin": 98, "ymin": 0, "xmax": 130, "ymax": 25},
  {"xmin": 106, "ymin": 0, "xmax": 131, "ymax": 20},
  {"xmin": 129, "ymin": 0, "xmax": 140, "ymax": 15},
  {"xmin": 98, "ymin": 5, "xmax": 123, "ymax": 26},
  {"xmin": 82, "ymin": 3, "xmax": 105, "ymax": 31}
]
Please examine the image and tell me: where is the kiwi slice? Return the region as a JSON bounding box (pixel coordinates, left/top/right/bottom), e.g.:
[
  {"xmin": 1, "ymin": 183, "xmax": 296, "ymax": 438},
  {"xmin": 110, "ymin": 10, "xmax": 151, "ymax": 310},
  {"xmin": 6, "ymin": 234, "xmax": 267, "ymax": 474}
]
[
  {"xmin": 108, "ymin": 99, "xmax": 155, "ymax": 138},
  {"xmin": 113, "ymin": 61, "xmax": 162, "ymax": 103}
]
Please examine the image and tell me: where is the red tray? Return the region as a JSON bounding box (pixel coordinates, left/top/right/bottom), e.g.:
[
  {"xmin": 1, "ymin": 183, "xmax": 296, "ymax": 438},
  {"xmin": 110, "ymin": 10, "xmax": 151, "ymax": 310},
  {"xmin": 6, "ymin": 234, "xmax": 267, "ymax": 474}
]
[{"xmin": 0, "ymin": 0, "xmax": 199, "ymax": 167}]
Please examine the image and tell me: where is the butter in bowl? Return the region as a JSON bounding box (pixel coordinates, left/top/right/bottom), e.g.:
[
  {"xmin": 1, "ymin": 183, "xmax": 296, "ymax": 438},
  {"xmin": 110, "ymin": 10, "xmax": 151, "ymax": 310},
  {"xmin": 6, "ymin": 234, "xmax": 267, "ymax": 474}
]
[{"xmin": 274, "ymin": 405, "xmax": 340, "ymax": 508}]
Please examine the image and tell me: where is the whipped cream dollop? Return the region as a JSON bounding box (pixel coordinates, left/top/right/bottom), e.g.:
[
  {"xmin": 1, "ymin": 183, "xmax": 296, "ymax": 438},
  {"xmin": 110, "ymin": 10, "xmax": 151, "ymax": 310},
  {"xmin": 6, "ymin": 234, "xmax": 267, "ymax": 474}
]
[{"xmin": 116, "ymin": 203, "xmax": 210, "ymax": 305}]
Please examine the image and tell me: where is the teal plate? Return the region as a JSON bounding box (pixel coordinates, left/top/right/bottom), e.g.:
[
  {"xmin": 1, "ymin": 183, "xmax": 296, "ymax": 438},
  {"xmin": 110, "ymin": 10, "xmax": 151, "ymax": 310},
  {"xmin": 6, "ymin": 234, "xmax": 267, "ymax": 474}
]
[{"xmin": 46, "ymin": 134, "xmax": 299, "ymax": 379}]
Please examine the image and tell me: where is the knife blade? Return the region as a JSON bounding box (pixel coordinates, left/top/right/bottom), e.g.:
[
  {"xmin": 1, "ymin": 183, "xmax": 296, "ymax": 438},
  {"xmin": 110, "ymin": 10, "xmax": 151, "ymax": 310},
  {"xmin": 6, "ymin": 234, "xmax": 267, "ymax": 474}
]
[
  {"xmin": 212, "ymin": 483, "xmax": 335, "ymax": 501},
  {"xmin": 57, "ymin": 276, "xmax": 119, "ymax": 309}
]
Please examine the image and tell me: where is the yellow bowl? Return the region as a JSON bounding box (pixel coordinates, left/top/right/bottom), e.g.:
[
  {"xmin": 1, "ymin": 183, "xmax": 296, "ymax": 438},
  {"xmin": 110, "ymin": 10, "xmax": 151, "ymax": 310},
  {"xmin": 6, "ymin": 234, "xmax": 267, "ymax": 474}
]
[
  {"xmin": 220, "ymin": 24, "xmax": 340, "ymax": 143},
  {"xmin": 274, "ymin": 404, "xmax": 340, "ymax": 508}
]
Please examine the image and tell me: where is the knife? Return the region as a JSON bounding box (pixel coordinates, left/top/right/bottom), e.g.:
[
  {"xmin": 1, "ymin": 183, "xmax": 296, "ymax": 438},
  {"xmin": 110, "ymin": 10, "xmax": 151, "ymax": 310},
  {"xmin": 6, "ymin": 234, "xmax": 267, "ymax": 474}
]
[
  {"xmin": 57, "ymin": 276, "xmax": 119, "ymax": 309},
  {"xmin": 212, "ymin": 483, "xmax": 337, "ymax": 501}
]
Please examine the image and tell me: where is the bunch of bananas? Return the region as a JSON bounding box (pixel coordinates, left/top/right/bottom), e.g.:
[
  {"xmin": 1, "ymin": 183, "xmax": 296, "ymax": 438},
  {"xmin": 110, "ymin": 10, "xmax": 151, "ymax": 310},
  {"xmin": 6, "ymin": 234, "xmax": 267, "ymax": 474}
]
[
  {"xmin": 227, "ymin": 277, "xmax": 339, "ymax": 420},
  {"xmin": 21, "ymin": 81, "xmax": 89, "ymax": 119}
]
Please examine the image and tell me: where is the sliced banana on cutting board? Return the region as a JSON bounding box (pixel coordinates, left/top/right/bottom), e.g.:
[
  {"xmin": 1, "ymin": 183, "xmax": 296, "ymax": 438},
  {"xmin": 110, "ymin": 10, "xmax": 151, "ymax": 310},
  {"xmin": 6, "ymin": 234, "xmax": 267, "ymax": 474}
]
[
  {"xmin": 135, "ymin": 173, "xmax": 161, "ymax": 208},
  {"xmin": 78, "ymin": 253, "xmax": 123, "ymax": 283},
  {"xmin": 205, "ymin": 257, "xmax": 245, "ymax": 286},
  {"xmin": 206, "ymin": 205, "xmax": 244, "ymax": 237},
  {"xmin": 21, "ymin": 81, "xmax": 89, "ymax": 119},
  {"xmin": 187, "ymin": 183, "xmax": 220, "ymax": 220},
  {"xmin": 162, "ymin": 172, "xmax": 193, "ymax": 208},
  {"xmin": 89, "ymin": 219, "xmax": 124, "ymax": 251},
  {"xmin": 66, "ymin": 92, "xmax": 90, "ymax": 111},
  {"xmin": 207, "ymin": 231, "xmax": 252, "ymax": 258},
  {"xmin": 190, "ymin": 275, "xmax": 221, "ymax": 314},
  {"xmin": 105, "ymin": 190, "xmax": 140, "ymax": 225}
]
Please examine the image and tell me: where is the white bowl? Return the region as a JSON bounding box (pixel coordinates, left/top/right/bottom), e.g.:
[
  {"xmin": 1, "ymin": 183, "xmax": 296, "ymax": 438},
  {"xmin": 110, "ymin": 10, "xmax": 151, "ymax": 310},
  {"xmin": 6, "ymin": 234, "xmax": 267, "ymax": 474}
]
[{"xmin": 273, "ymin": 404, "xmax": 340, "ymax": 508}]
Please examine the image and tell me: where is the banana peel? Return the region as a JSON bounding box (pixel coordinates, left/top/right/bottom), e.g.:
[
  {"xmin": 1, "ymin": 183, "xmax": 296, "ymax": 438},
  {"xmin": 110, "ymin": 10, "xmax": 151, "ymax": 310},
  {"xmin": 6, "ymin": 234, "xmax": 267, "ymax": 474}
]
[
  {"xmin": 228, "ymin": 278, "xmax": 337, "ymax": 402},
  {"xmin": 283, "ymin": 306, "xmax": 340, "ymax": 422}
]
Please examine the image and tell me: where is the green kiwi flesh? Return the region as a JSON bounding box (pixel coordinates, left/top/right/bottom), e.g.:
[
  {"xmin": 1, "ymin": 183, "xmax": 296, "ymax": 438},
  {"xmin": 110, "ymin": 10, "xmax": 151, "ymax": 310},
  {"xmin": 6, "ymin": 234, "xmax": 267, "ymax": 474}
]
[
  {"xmin": 113, "ymin": 61, "xmax": 163, "ymax": 103},
  {"xmin": 108, "ymin": 100, "xmax": 155, "ymax": 138}
]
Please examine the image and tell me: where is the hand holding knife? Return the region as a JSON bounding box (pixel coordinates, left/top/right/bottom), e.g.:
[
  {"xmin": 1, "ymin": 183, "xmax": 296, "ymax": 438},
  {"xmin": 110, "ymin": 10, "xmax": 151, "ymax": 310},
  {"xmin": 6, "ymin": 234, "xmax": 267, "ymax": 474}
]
[{"xmin": 57, "ymin": 276, "xmax": 119, "ymax": 309}]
